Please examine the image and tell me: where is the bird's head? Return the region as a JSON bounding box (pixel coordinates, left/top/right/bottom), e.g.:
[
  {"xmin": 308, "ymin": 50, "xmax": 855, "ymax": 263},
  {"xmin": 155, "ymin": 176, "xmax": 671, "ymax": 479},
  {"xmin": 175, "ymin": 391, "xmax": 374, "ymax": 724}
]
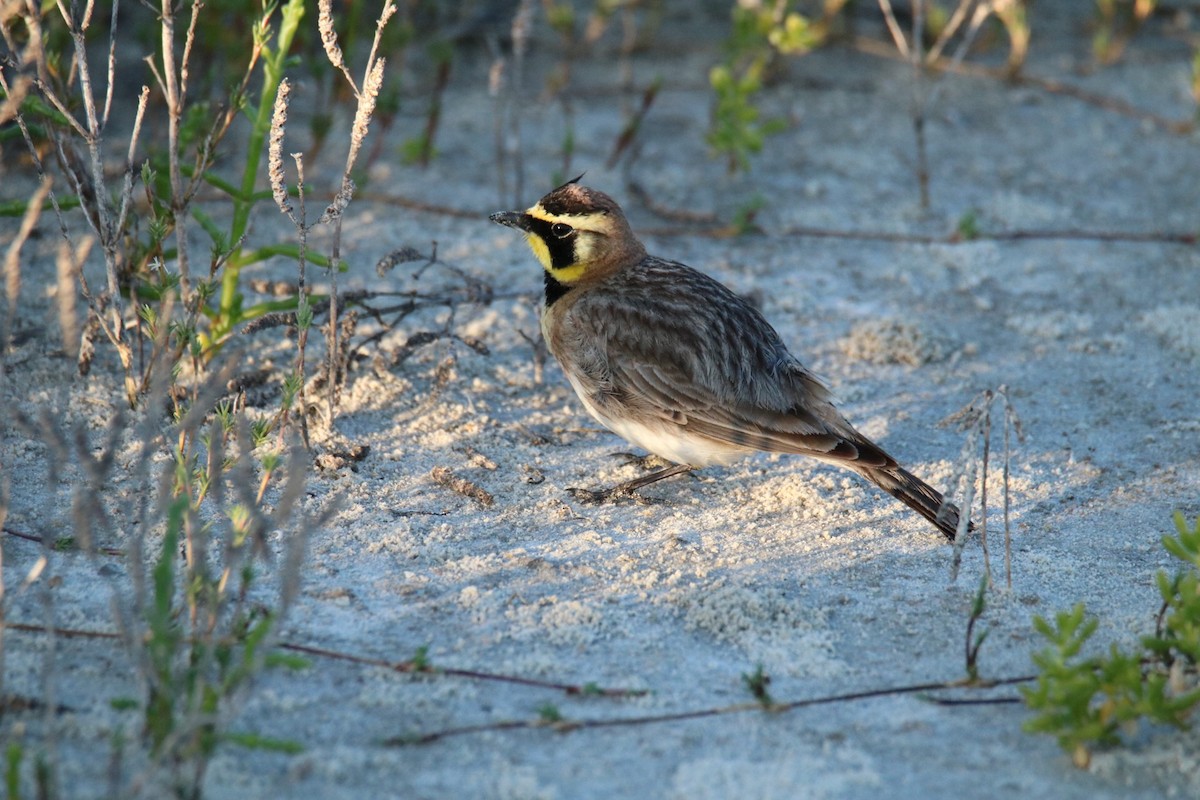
[{"xmin": 490, "ymin": 175, "xmax": 646, "ymax": 286}]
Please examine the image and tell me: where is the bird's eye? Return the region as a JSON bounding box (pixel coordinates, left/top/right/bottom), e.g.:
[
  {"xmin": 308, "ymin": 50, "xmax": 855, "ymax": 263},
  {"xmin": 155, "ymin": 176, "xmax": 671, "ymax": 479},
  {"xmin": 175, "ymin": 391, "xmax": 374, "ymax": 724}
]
[{"xmin": 550, "ymin": 222, "xmax": 574, "ymax": 239}]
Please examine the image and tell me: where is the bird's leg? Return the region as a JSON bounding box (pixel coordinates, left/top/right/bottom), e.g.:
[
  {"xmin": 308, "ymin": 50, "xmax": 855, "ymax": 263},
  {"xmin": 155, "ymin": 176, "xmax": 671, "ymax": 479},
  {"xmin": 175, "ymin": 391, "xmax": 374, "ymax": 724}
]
[
  {"xmin": 610, "ymin": 452, "xmax": 672, "ymax": 470},
  {"xmin": 567, "ymin": 463, "xmax": 694, "ymax": 504}
]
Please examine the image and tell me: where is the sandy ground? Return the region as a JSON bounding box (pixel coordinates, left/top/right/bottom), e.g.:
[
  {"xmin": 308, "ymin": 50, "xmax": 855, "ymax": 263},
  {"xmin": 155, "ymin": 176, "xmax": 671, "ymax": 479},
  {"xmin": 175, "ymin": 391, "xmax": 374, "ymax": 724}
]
[{"xmin": 4, "ymin": 5, "xmax": 1200, "ymax": 798}]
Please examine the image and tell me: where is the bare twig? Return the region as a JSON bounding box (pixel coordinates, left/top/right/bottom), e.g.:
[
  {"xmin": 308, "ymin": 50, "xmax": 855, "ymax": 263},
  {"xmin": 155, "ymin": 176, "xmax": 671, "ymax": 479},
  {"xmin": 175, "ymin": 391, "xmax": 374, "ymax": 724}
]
[
  {"xmin": 926, "ymin": 0, "xmax": 980, "ymax": 63},
  {"xmin": 351, "ymin": 189, "xmax": 1200, "ymax": 243},
  {"xmin": 431, "ymin": 466, "xmax": 495, "ymax": 508},
  {"xmin": 1002, "ymin": 393, "xmax": 1023, "ymax": 587},
  {"xmin": 3, "ymin": 616, "xmax": 1042, "ymax": 751},
  {"xmin": 113, "ymin": 85, "xmax": 150, "ymax": 247},
  {"xmin": 4, "ymin": 620, "xmax": 648, "ymax": 698},
  {"xmin": 877, "ymin": 0, "xmax": 909, "ymax": 56},
  {"xmin": 607, "ymin": 80, "xmax": 661, "ymax": 170},
  {"xmin": 387, "ymin": 674, "xmax": 1038, "ymax": 746},
  {"xmin": 157, "ymin": 0, "xmax": 197, "ymax": 306},
  {"xmin": 489, "ymin": 53, "xmax": 508, "ymax": 203},
  {"xmin": 100, "ymin": 0, "xmax": 118, "ymax": 127}
]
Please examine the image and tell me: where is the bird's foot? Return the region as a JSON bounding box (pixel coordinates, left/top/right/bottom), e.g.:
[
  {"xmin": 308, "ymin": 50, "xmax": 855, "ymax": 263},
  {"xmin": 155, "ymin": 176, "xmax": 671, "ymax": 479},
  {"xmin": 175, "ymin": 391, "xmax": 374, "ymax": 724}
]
[
  {"xmin": 566, "ymin": 485, "xmax": 616, "ymax": 504},
  {"xmin": 566, "ymin": 463, "xmax": 695, "ymax": 505},
  {"xmin": 566, "ymin": 484, "xmax": 657, "ymax": 505}
]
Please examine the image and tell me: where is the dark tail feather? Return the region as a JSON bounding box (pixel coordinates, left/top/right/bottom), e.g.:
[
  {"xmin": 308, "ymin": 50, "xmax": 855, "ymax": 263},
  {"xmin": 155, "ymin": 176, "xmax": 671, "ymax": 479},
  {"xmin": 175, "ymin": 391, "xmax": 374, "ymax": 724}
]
[{"xmin": 859, "ymin": 466, "xmax": 966, "ymax": 542}]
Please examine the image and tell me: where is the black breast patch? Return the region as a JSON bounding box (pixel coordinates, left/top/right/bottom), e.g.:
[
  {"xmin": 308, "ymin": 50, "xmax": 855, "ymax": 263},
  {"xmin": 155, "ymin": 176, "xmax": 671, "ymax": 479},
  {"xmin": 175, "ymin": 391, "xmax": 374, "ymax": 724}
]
[{"xmin": 544, "ymin": 270, "xmax": 569, "ymax": 307}]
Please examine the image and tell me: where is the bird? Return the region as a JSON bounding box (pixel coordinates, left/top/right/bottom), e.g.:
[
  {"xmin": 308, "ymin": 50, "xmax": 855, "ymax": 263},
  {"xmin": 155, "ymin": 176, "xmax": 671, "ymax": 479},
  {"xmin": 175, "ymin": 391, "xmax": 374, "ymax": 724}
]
[{"xmin": 490, "ymin": 176, "xmax": 966, "ymax": 541}]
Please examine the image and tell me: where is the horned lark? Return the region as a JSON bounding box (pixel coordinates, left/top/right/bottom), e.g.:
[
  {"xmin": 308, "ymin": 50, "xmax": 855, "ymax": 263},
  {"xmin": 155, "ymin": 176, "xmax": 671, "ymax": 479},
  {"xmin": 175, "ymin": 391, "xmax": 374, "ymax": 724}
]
[{"xmin": 491, "ymin": 177, "xmax": 966, "ymax": 541}]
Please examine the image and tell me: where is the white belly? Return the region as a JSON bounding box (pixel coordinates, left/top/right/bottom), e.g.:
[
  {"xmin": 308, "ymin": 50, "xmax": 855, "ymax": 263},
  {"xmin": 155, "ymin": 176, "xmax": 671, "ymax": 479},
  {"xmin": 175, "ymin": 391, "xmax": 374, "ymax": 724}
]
[{"xmin": 563, "ymin": 371, "xmax": 749, "ymax": 467}]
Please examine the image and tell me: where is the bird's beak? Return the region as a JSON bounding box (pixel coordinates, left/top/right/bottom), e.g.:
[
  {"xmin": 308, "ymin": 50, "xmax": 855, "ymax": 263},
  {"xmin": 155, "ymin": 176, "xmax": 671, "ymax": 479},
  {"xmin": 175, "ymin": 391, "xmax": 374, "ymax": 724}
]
[{"xmin": 489, "ymin": 210, "xmax": 530, "ymax": 231}]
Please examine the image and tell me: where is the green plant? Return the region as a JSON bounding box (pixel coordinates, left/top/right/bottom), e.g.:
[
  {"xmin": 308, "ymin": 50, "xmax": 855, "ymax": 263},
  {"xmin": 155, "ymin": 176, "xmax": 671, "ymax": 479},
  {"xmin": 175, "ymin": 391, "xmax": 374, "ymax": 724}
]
[
  {"xmin": 741, "ymin": 663, "xmax": 774, "ymax": 708},
  {"xmin": 536, "ymin": 702, "xmax": 564, "ymax": 723},
  {"xmin": 0, "ymin": 0, "xmax": 393, "ymax": 419},
  {"xmin": 730, "ymin": 193, "xmax": 766, "ymax": 235},
  {"xmin": 964, "ymin": 574, "xmax": 991, "ymax": 682},
  {"xmin": 409, "ymin": 645, "xmax": 431, "ymax": 672},
  {"xmin": 2, "ymin": 740, "xmax": 53, "ymax": 800},
  {"xmin": 5, "ymin": 743, "xmax": 21, "ymax": 799},
  {"xmin": 1092, "ymin": 0, "xmax": 1156, "ymax": 65},
  {"xmin": 708, "ymin": 1, "xmax": 819, "ymax": 172},
  {"xmin": 196, "ymin": 0, "xmax": 311, "ymax": 352},
  {"xmin": 264, "ymin": 0, "xmax": 398, "ymax": 429},
  {"xmin": 143, "ymin": 0, "xmax": 394, "ymax": 358},
  {"xmin": 2, "ymin": 347, "xmax": 319, "ymax": 797},
  {"xmin": 1147, "ymin": 512, "xmax": 1200, "ymax": 669},
  {"xmin": 1022, "ymin": 512, "xmax": 1200, "ymax": 767},
  {"xmin": 956, "ymin": 210, "xmax": 980, "ymax": 241},
  {"xmin": 708, "ymin": 59, "xmax": 783, "ymax": 173},
  {"xmin": 122, "ymin": 372, "xmax": 314, "ymax": 797}
]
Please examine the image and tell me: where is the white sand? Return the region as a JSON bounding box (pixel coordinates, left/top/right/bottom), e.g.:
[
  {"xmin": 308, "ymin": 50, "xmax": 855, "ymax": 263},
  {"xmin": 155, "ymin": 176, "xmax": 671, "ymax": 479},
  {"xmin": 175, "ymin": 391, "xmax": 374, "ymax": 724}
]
[{"xmin": 3, "ymin": 7, "xmax": 1199, "ymax": 798}]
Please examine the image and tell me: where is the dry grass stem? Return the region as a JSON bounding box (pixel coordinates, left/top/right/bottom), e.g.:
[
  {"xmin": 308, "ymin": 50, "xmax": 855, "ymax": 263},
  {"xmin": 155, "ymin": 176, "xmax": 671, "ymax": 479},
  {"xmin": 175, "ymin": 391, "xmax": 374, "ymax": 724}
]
[
  {"xmin": 55, "ymin": 235, "xmax": 91, "ymax": 360},
  {"xmin": 114, "ymin": 85, "xmax": 150, "ymax": 243},
  {"xmin": 927, "ymin": 0, "xmax": 979, "ymax": 62},
  {"xmin": 290, "ymin": 152, "xmax": 311, "ymax": 447},
  {"xmin": 155, "ymin": 0, "xmax": 197, "ymax": 305},
  {"xmin": 0, "ymin": 481, "xmax": 7, "ymax": 718},
  {"xmin": 364, "ymin": 0, "xmax": 398, "ymax": 81},
  {"xmin": 0, "ymin": 67, "xmax": 82, "ymax": 248},
  {"xmin": 941, "ymin": 386, "xmax": 1024, "ymax": 587},
  {"xmin": 907, "ymin": 0, "xmax": 929, "ymax": 208},
  {"xmin": 877, "ymin": 0, "xmax": 910, "ymax": 58},
  {"xmin": 874, "ymin": 0, "xmax": 1016, "ymax": 208},
  {"xmin": 928, "ymin": 2, "xmax": 1003, "ymax": 98},
  {"xmin": 100, "ymin": 0, "xmax": 118, "ymax": 126},
  {"xmin": 2, "ymin": 176, "xmax": 52, "ymax": 351},
  {"xmin": 0, "ymin": 71, "xmax": 29, "ymax": 124}
]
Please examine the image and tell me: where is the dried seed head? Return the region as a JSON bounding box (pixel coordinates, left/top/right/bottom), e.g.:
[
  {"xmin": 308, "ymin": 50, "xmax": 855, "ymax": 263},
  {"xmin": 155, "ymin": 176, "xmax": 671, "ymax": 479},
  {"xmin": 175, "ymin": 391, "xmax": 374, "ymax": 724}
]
[
  {"xmin": 269, "ymin": 79, "xmax": 293, "ymax": 218},
  {"xmin": 345, "ymin": 58, "xmax": 385, "ymax": 172},
  {"xmin": 318, "ymin": 0, "xmax": 346, "ymax": 74}
]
